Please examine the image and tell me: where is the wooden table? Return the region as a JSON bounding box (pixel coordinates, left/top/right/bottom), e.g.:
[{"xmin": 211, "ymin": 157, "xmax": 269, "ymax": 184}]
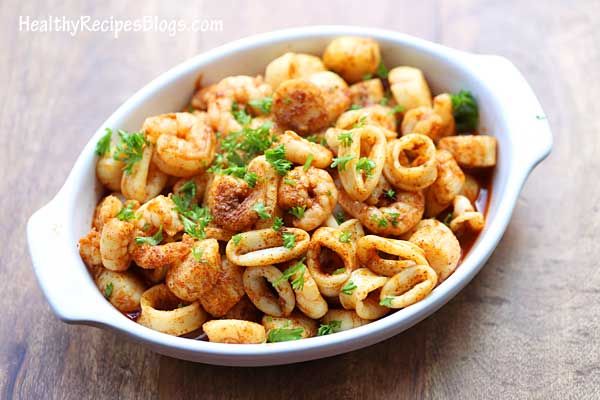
[{"xmin": 2, "ymin": 1, "xmax": 596, "ymax": 398}]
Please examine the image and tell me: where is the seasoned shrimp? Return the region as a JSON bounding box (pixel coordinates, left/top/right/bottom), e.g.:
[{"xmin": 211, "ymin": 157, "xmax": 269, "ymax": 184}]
[
  {"xmin": 306, "ymin": 71, "xmax": 351, "ymax": 124},
  {"xmin": 131, "ymin": 234, "xmax": 192, "ymax": 270},
  {"xmin": 349, "ymin": 79, "xmax": 385, "ymax": 107},
  {"xmin": 142, "ymin": 112, "xmax": 216, "ymax": 177},
  {"xmin": 272, "ymin": 78, "xmax": 330, "ymax": 134},
  {"xmin": 338, "ymin": 186, "xmax": 424, "ymax": 236},
  {"xmin": 201, "ymin": 75, "xmax": 272, "ymax": 134},
  {"xmin": 99, "ymin": 218, "xmax": 135, "ymax": 271},
  {"xmin": 78, "ymin": 229, "xmax": 103, "ymax": 279},
  {"xmin": 96, "ymin": 148, "xmax": 124, "ymax": 192},
  {"xmin": 278, "ymin": 166, "xmax": 338, "ymax": 231},
  {"xmin": 134, "ymin": 195, "xmax": 183, "ymax": 237},
  {"xmin": 92, "ymin": 195, "xmax": 123, "ymax": 231},
  {"xmin": 265, "ymin": 52, "xmax": 326, "ymax": 89}
]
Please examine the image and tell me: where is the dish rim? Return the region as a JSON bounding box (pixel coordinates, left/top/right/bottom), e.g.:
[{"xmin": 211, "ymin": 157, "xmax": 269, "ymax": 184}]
[{"xmin": 27, "ymin": 25, "xmax": 552, "ymax": 365}]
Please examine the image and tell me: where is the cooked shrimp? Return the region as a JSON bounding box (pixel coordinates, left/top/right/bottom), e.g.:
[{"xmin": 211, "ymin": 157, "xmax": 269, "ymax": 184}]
[
  {"xmin": 134, "ymin": 195, "xmax": 183, "ymax": 237},
  {"xmin": 201, "ymin": 75, "xmax": 272, "ymax": 134},
  {"xmin": 142, "ymin": 112, "xmax": 216, "ymax": 177},
  {"xmin": 249, "ymin": 155, "xmax": 281, "ymax": 230},
  {"xmin": 278, "ymin": 166, "xmax": 337, "ymax": 231},
  {"xmin": 265, "ymin": 52, "xmax": 326, "ymax": 89},
  {"xmin": 131, "ymin": 234, "xmax": 192, "ymax": 269},
  {"xmin": 272, "ymin": 78, "xmax": 330, "ymax": 134},
  {"xmin": 78, "ymin": 229, "xmax": 103, "ymax": 279},
  {"xmin": 96, "ymin": 148, "xmax": 124, "ymax": 192},
  {"xmin": 92, "ymin": 195, "xmax": 123, "ymax": 231},
  {"xmin": 99, "ymin": 218, "xmax": 135, "ymax": 271},
  {"xmin": 338, "ymin": 186, "xmax": 424, "ymax": 236},
  {"xmin": 306, "ymin": 71, "xmax": 351, "ymax": 124},
  {"xmin": 349, "ymin": 79, "xmax": 385, "ymax": 107},
  {"xmin": 121, "ymin": 144, "xmax": 168, "ymax": 203}
]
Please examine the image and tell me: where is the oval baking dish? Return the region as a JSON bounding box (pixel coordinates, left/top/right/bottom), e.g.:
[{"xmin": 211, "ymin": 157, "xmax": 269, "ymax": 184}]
[{"xmin": 27, "ymin": 26, "xmax": 552, "ymax": 366}]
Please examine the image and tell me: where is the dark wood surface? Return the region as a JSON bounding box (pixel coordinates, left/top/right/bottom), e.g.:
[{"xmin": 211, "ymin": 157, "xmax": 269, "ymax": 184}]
[{"xmin": 2, "ymin": 0, "xmax": 597, "ymax": 398}]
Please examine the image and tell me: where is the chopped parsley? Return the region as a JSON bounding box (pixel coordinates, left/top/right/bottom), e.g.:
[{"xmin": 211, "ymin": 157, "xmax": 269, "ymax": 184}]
[
  {"xmin": 442, "ymin": 212, "xmax": 453, "ymax": 227},
  {"xmin": 379, "ymin": 95, "xmax": 390, "ymax": 106},
  {"xmin": 253, "ymin": 202, "xmax": 271, "ymax": 220},
  {"xmin": 283, "ymin": 178, "xmax": 296, "ymax": 186},
  {"xmin": 231, "ymin": 102, "xmax": 252, "ymax": 126},
  {"xmin": 341, "ymin": 280, "xmax": 357, "ymax": 295},
  {"xmin": 289, "ymin": 206, "xmax": 306, "ymax": 219},
  {"xmin": 213, "ymin": 122, "xmax": 274, "ymax": 169},
  {"xmin": 451, "ymin": 90, "xmax": 479, "ymax": 133},
  {"xmin": 317, "ymin": 320, "xmax": 342, "ymax": 336},
  {"xmin": 380, "ymin": 296, "xmax": 394, "ymax": 307},
  {"xmin": 387, "ymin": 211, "xmax": 400, "ymax": 227},
  {"xmin": 331, "ymin": 155, "xmax": 355, "ymax": 171},
  {"xmin": 334, "ymin": 210, "xmax": 346, "ymax": 224},
  {"xmin": 116, "ymin": 202, "xmax": 137, "ymax": 222},
  {"xmin": 339, "ymin": 230, "xmax": 352, "ymax": 243},
  {"xmin": 192, "ymin": 246, "xmax": 205, "ymax": 262},
  {"xmin": 385, "ymin": 189, "xmax": 396, "ymax": 200},
  {"xmin": 232, "ymin": 233, "xmax": 242, "ymax": 245},
  {"xmin": 135, "ymin": 226, "xmax": 163, "ymax": 246},
  {"xmin": 306, "ymin": 135, "xmax": 326, "ymax": 146},
  {"xmin": 248, "ymin": 97, "xmax": 273, "ymax": 114},
  {"xmin": 356, "ymin": 157, "xmax": 376, "ymax": 178},
  {"xmin": 303, "ymin": 154, "xmax": 314, "ymax": 171},
  {"xmin": 389, "ymin": 104, "xmax": 405, "ymax": 115},
  {"xmin": 104, "ymin": 282, "xmax": 114, "ymax": 299},
  {"xmin": 113, "ymin": 130, "xmax": 147, "ymax": 174},
  {"xmin": 282, "ymin": 232, "xmax": 296, "ymax": 249},
  {"xmin": 267, "ymin": 326, "xmax": 304, "ymax": 343},
  {"xmin": 332, "ymin": 267, "xmax": 346, "ymax": 275},
  {"xmin": 348, "ymin": 104, "xmax": 362, "ymax": 111},
  {"xmin": 272, "ymin": 217, "xmax": 284, "ymax": 231},
  {"xmin": 95, "ymin": 128, "xmax": 112, "ymax": 156},
  {"xmin": 265, "ymin": 144, "xmax": 293, "ymax": 175},
  {"xmin": 173, "ymin": 183, "xmax": 212, "ymax": 240},
  {"xmin": 353, "ymin": 116, "xmax": 368, "ymax": 129},
  {"xmin": 337, "ymin": 131, "xmax": 353, "ymax": 147},
  {"xmin": 375, "ymin": 61, "xmax": 389, "ymax": 79},
  {"xmin": 273, "ymin": 258, "xmax": 306, "ymax": 290},
  {"xmin": 172, "ymin": 180, "xmax": 197, "ymax": 211},
  {"xmin": 371, "ymin": 214, "xmax": 389, "ymax": 228}
]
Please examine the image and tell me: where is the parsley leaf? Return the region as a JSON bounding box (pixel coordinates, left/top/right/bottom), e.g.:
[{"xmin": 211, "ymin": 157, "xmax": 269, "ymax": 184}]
[
  {"xmin": 303, "ymin": 154, "xmax": 314, "ymax": 171},
  {"xmin": 104, "ymin": 282, "xmax": 113, "ymax": 299},
  {"xmin": 356, "ymin": 157, "xmax": 376, "ymax": 178},
  {"xmin": 306, "ymin": 135, "xmax": 326, "ymax": 146},
  {"xmin": 172, "ymin": 181, "xmax": 197, "ymax": 212},
  {"xmin": 265, "ymin": 144, "xmax": 293, "ymax": 175},
  {"xmin": 232, "ymin": 233, "xmax": 242, "ymax": 245},
  {"xmin": 380, "ymin": 296, "xmax": 394, "ymax": 307},
  {"xmin": 192, "ymin": 246, "xmax": 205, "ymax": 262},
  {"xmin": 387, "ymin": 211, "xmax": 400, "ymax": 227},
  {"xmin": 332, "ymin": 267, "xmax": 346, "ymax": 275},
  {"xmin": 348, "ymin": 104, "xmax": 362, "ymax": 111},
  {"xmin": 341, "ymin": 280, "xmax": 357, "ymax": 295},
  {"xmin": 376, "ymin": 61, "xmax": 389, "ymax": 79},
  {"xmin": 337, "ymin": 131, "xmax": 353, "ymax": 147},
  {"xmin": 331, "ymin": 155, "xmax": 355, "ymax": 171},
  {"xmin": 389, "ymin": 104, "xmax": 405, "ymax": 115},
  {"xmin": 317, "ymin": 320, "xmax": 342, "ymax": 336},
  {"xmin": 385, "ymin": 189, "xmax": 396, "ymax": 200},
  {"xmin": 379, "ymin": 95, "xmax": 390, "ymax": 106},
  {"xmin": 334, "ymin": 211, "xmax": 346, "ymax": 224},
  {"xmin": 231, "ymin": 102, "xmax": 252, "ymax": 126},
  {"xmin": 282, "ymin": 232, "xmax": 296, "ymax": 249},
  {"xmin": 113, "ymin": 130, "xmax": 146, "ymax": 174},
  {"xmin": 95, "ymin": 128, "xmax": 112, "ymax": 156},
  {"xmin": 289, "ymin": 206, "xmax": 306, "ymax": 219},
  {"xmin": 353, "ymin": 116, "xmax": 368, "ymax": 129},
  {"xmin": 451, "ymin": 90, "xmax": 479, "ymax": 133},
  {"xmin": 116, "ymin": 202, "xmax": 137, "ymax": 222},
  {"xmin": 248, "ymin": 97, "xmax": 273, "ymax": 114},
  {"xmin": 283, "ymin": 178, "xmax": 296, "ymax": 186},
  {"xmin": 339, "ymin": 230, "xmax": 352, "ymax": 243},
  {"xmin": 273, "ymin": 258, "xmax": 306, "ymax": 290},
  {"xmin": 135, "ymin": 226, "xmax": 163, "ymax": 246},
  {"xmin": 253, "ymin": 202, "xmax": 271, "ymax": 220},
  {"xmin": 272, "ymin": 217, "xmax": 284, "ymax": 231},
  {"xmin": 267, "ymin": 326, "xmax": 304, "ymax": 343}
]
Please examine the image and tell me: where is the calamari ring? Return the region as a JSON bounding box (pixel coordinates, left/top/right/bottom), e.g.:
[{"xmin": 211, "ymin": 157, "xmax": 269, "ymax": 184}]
[
  {"xmin": 379, "ymin": 265, "xmax": 438, "ymax": 309},
  {"xmin": 356, "ymin": 235, "xmax": 428, "ymax": 277},
  {"xmin": 306, "ymin": 227, "xmax": 357, "ymax": 297},
  {"xmin": 285, "ymin": 261, "xmax": 328, "ymax": 319},
  {"xmin": 137, "ymin": 284, "xmax": 207, "ymax": 336},
  {"xmin": 225, "ymin": 228, "xmax": 310, "ymax": 267},
  {"xmin": 243, "ymin": 265, "xmax": 295, "ymax": 317},
  {"xmin": 449, "ymin": 195, "xmax": 485, "ymax": 236},
  {"xmin": 383, "ymin": 134, "xmax": 438, "ymax": 191},
  {"xmin": 262, "ymin": 312, "xmax": 318, "ymax": 339},
  {"xmin": 339, "ymin": 268, "xmax": 389, "ymax": 320},
  {"xmin": 278, "ymin": 130, "xmax": 333, "ymax": 168},
  {"xmin": 337, "ymin": 125, "xmax": 387, "ymax": 201},
  {"xmin": 121, "ymin": 144, "xmax": 168, "ymax": 203},
  {"xmin": 202, "ymin": 319, "xmax": 266, "ymax": 344}
]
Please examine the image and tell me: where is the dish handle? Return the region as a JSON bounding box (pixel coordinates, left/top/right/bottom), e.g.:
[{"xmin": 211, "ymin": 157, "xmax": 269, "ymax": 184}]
[
  {"xmin": 471, "ymin": 54, "xmax": 553, "ymax": 171},
  {"xmin": 27, "ymin": 198, "xmax": 108, "ymax": 324}
]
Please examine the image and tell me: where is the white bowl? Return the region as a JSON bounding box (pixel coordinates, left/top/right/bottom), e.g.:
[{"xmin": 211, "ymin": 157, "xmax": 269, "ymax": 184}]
[{"xmin": 27, "ymin": 26, "xmax": 552, "ymax": 366}]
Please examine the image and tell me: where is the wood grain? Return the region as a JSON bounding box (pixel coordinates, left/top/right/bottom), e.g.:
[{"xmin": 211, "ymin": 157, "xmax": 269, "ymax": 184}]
[{"xmin": 1, "ymin": 0, "xmax": 598, "ymax": 398}]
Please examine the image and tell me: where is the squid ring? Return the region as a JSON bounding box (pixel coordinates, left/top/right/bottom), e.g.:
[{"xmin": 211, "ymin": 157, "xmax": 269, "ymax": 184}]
[
  {"xmin": 202, "ymin": 319, "xmax": 266, "ymax": 344},
  {"xmin": 278, "ymin": 130, "xmax": 333, "ymax": 169},
  {"xmin": 287, "ymin": 263, "xmax": 328, "ymax": 319},
  {"xmin": 306, "ymin": 227, "xmax": 357, "ymax": 297},
  {"xmin": 356, "ymin": 235, "xmax": 429, "ymax": 277},
  {"xmin": 449, "ymin": 195, "xmax": 485, "ymax": 236},
  {"xmin": 242, "ymin": 265, "xmax": 295, "ymax": 317},
  {"xmin": 226, "ymin": 228, "xmax": 309, "ymax": 267},
  {"xmin": 137, "ymin": 284, "xmax": 207, "ymax": 336},
  {"xmin": 338, "ymin": 125, "xmax": 387, "ymax": 201},
  {"xmin": 379, "ymin": 265, "xmax": 438, "ymax": 309},
  {"xmin": 383, "ymin": 134, "xmax": 438, "ymax": 191},
  {"xmin": 121, "ymin": 144, "xmax": 168, "ymax": 203},
  {"xmin": 339, "ymin": 268, "xmax": 389, "ymax": 320}
]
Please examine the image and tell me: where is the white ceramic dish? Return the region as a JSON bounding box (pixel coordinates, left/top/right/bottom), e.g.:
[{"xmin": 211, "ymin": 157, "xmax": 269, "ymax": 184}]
[{"xmin": 27, "ymin": 26, "xmax": 552, "ymax": 366}]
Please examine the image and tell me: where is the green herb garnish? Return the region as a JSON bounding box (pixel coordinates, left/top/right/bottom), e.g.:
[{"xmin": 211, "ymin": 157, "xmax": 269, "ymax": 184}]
[
  {"xmin": 282, "ymin": 232, "xmax": 296, "ymax": 249},
  {"xmin": 451, "ymin": 90, "xmax": 479, "ymax": 133},
  {"xmin": 116, "ymin": 202, "xmax": 137, "ymax": 222},
  {"xmin": 356, "ymin": 157, "xmax": 376, "ymax": 178},
  {"xmin": 337, "ymin": 131, "xmax": 353, "ymax": 147},
  {"xmin": 289, "ymin": 206, "xmax": 306, "ymax": 219},
  {"xmin": 331, "ymin": 155, "xmax": 355, "ymax": 171},
  {"xmin": 135, "ymin": 226, "xmax": 163, "ymax": 246},
  {"xmin": 273, "ymin": 258, "xmax": 306, "ymax": 290},
  {"xmin": 265, "ymin": 144, "xmax": 293, "ymax": 175},
  {"xmin": 249, "ymin": 97, "xmax": 273, "ymax": 114},
  {"xmin": 339, "ymin": 230, "xmax": 352, "ymax": 243},
  {"xmin": 341, "ymin": 280, "xmax": 357, "ymax": 295},
  {"xmin": 303, "ymin": 154, "xmax": 314, "ymax": 171},
  {"xmin": 104, "ymin": 282, "xmax": 113, "ymax": 299},
  {"xmin": 317, "ymin": 320, "xmax": 342, "ymax": 336},
  {"xmin": 95, "ymin": 128, "xmax": 112, "ymax": 156},
  {"xmin": 272, "ymin": 217, "xmax": 284, "ymax": 232},
  {"xmin": 232, "ymin": 233, "xmax": 242, "ymax": 245},
  {"xmin": 267, "ymin": 326, "xmax": 304, "ymax": 343},
  {"xmin": 380, "ymin": 296, "xmax": 394, "ymax": 307},
  {"xmin": 113, "ymin": 130, "xmax": 146, "ymax": 174},
  {"xmin": 253, "ymin": 202, "xmax": 271, "ymax": 220}
]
